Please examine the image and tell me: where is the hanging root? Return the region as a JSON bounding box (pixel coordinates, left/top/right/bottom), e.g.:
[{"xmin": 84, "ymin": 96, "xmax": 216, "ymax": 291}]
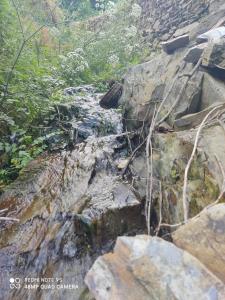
[{"xmin": 182, "ymin": 104, "xmax": 224, "ymax": 223}]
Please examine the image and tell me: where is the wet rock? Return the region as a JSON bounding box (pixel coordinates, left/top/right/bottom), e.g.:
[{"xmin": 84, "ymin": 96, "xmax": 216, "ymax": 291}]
[
  {"xmin": 99, "ymin": 83, "xmax": 123, "ymax": 109},
  {"xmin": 85, "ymin": 235, "xmax": 225, "ymax": 300},
  {"xmin": 184, "ymin": 43, "xmax": 207, "ymax": 64},
  {"xmin": 64, "ymin": 84, "xmax": 96, "ymax": 95},
  {"xmin": 161, "ymin": 35, "xmax": 190, "ymax": 54},
  {"xmin": 44, "ymin": 85, "xmax": 123, "ymax": 150},
  {"xmin": 0, "ymin": 135, "xmax": 145, "ymax": 300},
  {"xmin": 173, "ymin": 204, "xmax": 225, "ymax": 284}
]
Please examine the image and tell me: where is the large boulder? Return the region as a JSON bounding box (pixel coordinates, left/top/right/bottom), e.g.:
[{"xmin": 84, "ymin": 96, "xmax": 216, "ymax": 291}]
[
  {"xmin": 119, "ymin": 50, "xmax": 201, "ymax": 129},
  {"xmin": 173, "ymin": 204, "xmax": 225, "ymax": 284},
  {"xmin": 119, "ymin": 54, "xmax": 172, "ymax": 128},
  {"xmin": 85, "ymin": 235, "xmax": 225, "ymax": 300}
]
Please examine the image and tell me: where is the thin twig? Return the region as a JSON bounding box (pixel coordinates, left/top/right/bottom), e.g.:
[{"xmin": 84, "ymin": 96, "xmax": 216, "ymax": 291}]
[
  {"xmin": 159, "ymin": 222, "xmax": 185, "ymax": 228},
  {"xmin": 146, "ymin": 105, "xmax": 157, "ymax": 235},
  {"xmin": 11, "ymin": 0, "xmax": 25, "ymax": 40},
  {"xmin": 125, "ymin": 126, "xmax": 133, "ymax": 153},
  {"xmin": 156, "ymin": 181, "xmax": 162, "ymax": 236},
  {"xmin": 0, "ymin": 217, "xmax": 20, "ymax": 222}
]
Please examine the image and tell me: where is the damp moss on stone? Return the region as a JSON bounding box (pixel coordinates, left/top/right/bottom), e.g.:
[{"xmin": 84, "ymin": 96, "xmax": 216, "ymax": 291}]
[{"xmin": 204, "ymin": 174, "xmax": 220, "ymax": 200}]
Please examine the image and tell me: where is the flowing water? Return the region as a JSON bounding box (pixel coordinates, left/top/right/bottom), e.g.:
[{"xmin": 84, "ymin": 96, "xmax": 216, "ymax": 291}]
[{"xmin": 0, "ymin": 85, "xmax": 145, "ymax": 300}]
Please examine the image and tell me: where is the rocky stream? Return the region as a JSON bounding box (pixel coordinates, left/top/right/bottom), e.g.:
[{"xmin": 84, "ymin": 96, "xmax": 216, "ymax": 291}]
[
  {"xmin": 0, "ymin": 85, "xmax": 146, "ymax": 299},
  {"xmin": 2, "ymin": 0, "xmax": 225, "ymax": 299}
]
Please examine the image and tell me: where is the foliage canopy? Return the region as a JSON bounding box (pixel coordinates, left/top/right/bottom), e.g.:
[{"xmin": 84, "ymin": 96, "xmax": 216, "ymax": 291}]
[{"xmin": 0, "ymin": 0, "xmax": 146, "ymax": 189}]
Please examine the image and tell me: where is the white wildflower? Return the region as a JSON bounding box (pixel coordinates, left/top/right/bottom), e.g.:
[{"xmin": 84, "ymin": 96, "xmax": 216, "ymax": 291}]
[
  {"xmin": 125, "ymin": 25, "xmax": 137, "ymax": 38},
  {"xmin": 107, "ymin": 54, "xmax": 119, "ymax": 67},
  {"xmin": 125, "ymin": 44, "xmax": 133, "ymax": 55},
  {"xmin": 106, "ymin": 1, "xmax": 115, "ymax": 10},
  {"xmin": 130, "ymin": 3, "xmax": 142, "ymax": 18}
]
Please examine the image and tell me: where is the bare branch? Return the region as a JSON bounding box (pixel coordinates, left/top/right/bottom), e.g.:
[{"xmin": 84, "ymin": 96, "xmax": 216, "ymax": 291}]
[
  {"xmin": 0, "ymin": 217, "xmax": 20, "ymax": 222},
  {"xmin": 0, "ymin": 208, "xmax": 8, "ymax": 215}
]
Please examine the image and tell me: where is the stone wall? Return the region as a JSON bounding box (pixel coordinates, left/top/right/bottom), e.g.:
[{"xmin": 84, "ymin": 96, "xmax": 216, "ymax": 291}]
[{"xmin": 138, "ymin": 0, "xmax": 211, "ymax": 41}]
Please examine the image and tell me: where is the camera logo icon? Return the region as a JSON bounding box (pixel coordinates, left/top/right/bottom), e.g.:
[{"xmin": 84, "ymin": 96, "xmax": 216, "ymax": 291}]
[{"xmin": 9, "ymin": 278, "xmax": 21, "ymax": 289}]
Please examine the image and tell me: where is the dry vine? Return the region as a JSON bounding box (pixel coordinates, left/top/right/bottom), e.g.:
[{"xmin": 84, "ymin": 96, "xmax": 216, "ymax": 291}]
[
  {"xmin": 0, "ymin": 208, "xmax": 19, "ymax": 222},
  {"xmin": 144, "ymin": 53, "xmax": 217, "ymax": 234},
  {"xmin": 145, "ymin": 64, "xmax": 185, "ymax": 235},
  {"xmin": 182, "ymin": 104, "xmax": 223, "ymax": 222}
]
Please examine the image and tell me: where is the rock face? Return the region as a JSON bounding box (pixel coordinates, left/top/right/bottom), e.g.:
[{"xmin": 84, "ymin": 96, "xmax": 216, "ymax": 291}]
[
  {"xmin": 151, "ymin": 126, "xmax": 225, "ymax": 225},
  {"xmin": 0, "ymin": 101, "xmax": 145, "ymax": 299},
  {"xmin": 173, "ymin": 204, "xmax": 225, "ymax": 284},
  {"xmin": 138, "ymin": 0, "xmax": 209, "ymax": 42},
  {"xmin": 119, "ymin": 3, "xmax": 225, "ymax": 228},
  {"xmin": 119, "ymin": 52, "xmax": 179, "ymax": 128},
  {"xmin": 85, "ymin": 235, "xmax": 225, "ymax": 300},
  {"xmin": 2, "ymin": 1, "xmax": 225, "ymax": 299}
]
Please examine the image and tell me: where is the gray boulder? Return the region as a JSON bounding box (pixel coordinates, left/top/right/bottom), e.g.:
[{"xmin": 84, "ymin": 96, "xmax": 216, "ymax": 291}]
[
  {"xmin": 85, "ymin": 235, "xmax": 225, "ymax": 300},
  {"xmin": 173, "ymin": 204, "xmax": 225, "ymax": 284},
  {"xmin": 202, "ymin": 39, "xmax": 225, "ymax": 69},
  {"xmin": 196, "ymin": 27, "xmax": 225, "ymax": 43},
  {"xmin": 161, "ymin": 35, "xmax": 190, "ymax": 54}
]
